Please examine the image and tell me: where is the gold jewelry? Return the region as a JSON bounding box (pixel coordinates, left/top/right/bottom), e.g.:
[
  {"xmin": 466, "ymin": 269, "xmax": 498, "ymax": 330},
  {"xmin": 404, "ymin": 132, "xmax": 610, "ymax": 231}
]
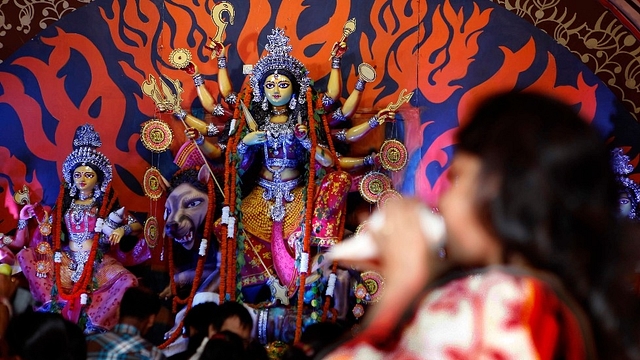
[{"xmin": 271, "ymin": 107, "xmax": 288, "ymax": 116}]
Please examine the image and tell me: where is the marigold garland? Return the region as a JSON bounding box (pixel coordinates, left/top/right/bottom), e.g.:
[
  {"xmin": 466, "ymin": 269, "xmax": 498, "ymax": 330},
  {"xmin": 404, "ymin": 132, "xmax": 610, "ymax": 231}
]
[
  {"xmin": 53, "ymin": 183, "xmax": 115, "ymax": 303},
  {"xmin": 294, "ymin": 88, "xmax": 321, "ymax": 342},
  {"xmin": 222, "ymin": 85, "xmax": 250, "ymax": 302},
  {"xmin": 159, "ymin": 167, "xmax": 216, "ymax": 349}
]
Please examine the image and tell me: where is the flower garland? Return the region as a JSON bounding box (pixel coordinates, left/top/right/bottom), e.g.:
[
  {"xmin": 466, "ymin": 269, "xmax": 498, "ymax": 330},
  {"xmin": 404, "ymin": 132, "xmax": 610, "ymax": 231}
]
[
  {"xmin": 221, "ymin": 85, "xmax": 250, "ymax": 302},
  {"xmin": 294, "ymin": 88, "xmax": 322, "ymax": 342},
  {"xmin": 159, "ymin": 167, "xmax": 216, "ymax": 349},
  {"xmin": 318, "ymin": 91, "xmax": 344, "ymax": 322},
  {"xmin": 52, "ymin": 183, "xmax": 115, "ymax": 304}
]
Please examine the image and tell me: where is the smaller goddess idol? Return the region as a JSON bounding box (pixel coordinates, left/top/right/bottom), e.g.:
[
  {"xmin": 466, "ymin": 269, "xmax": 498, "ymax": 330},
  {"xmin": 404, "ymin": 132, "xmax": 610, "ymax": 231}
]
[{"xmin": 14, "ymin": 124, "xmax": 146, "ymax": 333}]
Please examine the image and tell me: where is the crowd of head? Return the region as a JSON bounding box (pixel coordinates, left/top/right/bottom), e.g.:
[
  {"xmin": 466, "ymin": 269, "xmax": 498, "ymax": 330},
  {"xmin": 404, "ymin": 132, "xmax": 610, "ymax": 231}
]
[{"xmin": 2, "ymin": 91, "xmax": 640, "ymax": 360}]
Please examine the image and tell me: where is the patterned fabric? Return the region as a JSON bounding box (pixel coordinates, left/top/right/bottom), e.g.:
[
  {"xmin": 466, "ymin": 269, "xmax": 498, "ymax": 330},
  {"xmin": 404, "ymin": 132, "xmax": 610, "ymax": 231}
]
[
  {"xmin": 86, "ymin": 323, "xmax": 166, "ymax": 360},
  {"xmin": 16, "ymin": 202, "xmax": 145, "ymax": 331},
  {"xmin": 325, "ymin": 268, "xmax": 595, "ymax": 360}
]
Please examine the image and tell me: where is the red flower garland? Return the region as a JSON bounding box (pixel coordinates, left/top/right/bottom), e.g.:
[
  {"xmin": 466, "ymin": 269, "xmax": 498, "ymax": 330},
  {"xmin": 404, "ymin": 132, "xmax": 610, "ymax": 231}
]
[
  {"xmin": 53, "ymin": 183, "xmax": 115, "ymax": 302},
  {"xmin": 159, "ymin": 167, "xmax": 216, "ymax": 349},
  {"xmin": 294, "ymin": 88, "xmax": 320, "ymax": 342}
]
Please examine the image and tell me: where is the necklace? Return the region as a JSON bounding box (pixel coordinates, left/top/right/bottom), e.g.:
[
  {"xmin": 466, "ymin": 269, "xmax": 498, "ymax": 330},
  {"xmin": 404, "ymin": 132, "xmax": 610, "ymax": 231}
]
[
  {"xmin": 78, "ymin": 191, "xmax": 93, "ymax": 201},
  {"xmin": 271, "ymin": 108, "xmax": 288, "ymax": 116},
  {"xmin": 69, "ymin": 200, "xmax": 95, "ymax": 231}
]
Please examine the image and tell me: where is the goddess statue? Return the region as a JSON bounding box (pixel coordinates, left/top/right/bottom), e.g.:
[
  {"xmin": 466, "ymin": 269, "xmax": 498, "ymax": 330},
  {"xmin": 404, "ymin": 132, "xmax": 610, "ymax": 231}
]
[
  {"xmin": 611, "ymin": 147, "xmax": 640, "ymax": 220},
  {"xmin": 162, "ymin": 27, "xmax": 398, "ymax": 344},
  {"xmin": 11, "ymin": 124, "xmax": 147, "ymax": 333}
]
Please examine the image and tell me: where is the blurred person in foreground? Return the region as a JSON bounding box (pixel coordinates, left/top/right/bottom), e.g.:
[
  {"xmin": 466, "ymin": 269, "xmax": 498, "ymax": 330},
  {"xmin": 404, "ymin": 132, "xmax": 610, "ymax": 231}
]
[
  {"xmin": 4, "ymin": 311, "xmax": 86, "ymax": 360},
  {"xmin": 322, "ymin": 92, "xmax": 640, "ymax": 359},
  {"xmin": 86, "ymin": 286, "xmax": 165, "ymax": 359}
]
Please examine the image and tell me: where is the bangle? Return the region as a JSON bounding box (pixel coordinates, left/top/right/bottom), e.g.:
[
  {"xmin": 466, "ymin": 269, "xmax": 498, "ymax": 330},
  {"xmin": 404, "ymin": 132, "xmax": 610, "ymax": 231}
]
[
  {"xmin": 17, "ymin": 219, "xmax": 27, "ymax": 230},
  {"xmin": 206, "ymin": 123, "xmax": 219, "ymax": 137},
  {"xmin": 0, "ymin": 297, "xmax": 12, "ymax": 318},
  {"xmin": 193, "ymin": 74, "xmax": 204, "ymax": 87},
  {"xmin": 335, "ymin": 129, "xmax": 347, "ymax": 142},
  {"xmin": 224, "ymin": 92, "xmax": 238, "ymax": 105},
  {"xmin": 195, "ymin": 134, "xmax": 205, "ymax": 146},
  {"xmin": 355, "ymin": 78, "xmax": 366, "ymax": 92},
  {"xmin": 174, "ymin": 109, "xmax": 187, "ymax": 121},
  {"xmin": 237, "ymin": 141, "xmax": 248, "ymax": 154},
  {"xmin": 212, "ymin": 104, "xmax": 225, "ymax": 117},
  {"xmin": 331, "ymin": 56, "xmax": 341, "ymax": 69},
  {"xmin": 364, "ymin": 155, "xmax": 374, "ymax": 166},
  {"xmin": 322, "ymin": 93, "xmax": 335, "ymax": 108},
  {"xmin": 217, "ymin": 56, "xmax": 227, "ymax": 69},
  {"xmin": 216, "ymin": 143, "xmax": 227, "ymax": 152},
  {"xmin": 122, "ymin": 224, "xmax": 132, "ymax": 236},
  {"xmin": 368, "ymin": 115, "xmax": 380, "ymax": 129},
  {"xmin": 331, "ymin": 108, "xmax": 346, "ymax": 123}
]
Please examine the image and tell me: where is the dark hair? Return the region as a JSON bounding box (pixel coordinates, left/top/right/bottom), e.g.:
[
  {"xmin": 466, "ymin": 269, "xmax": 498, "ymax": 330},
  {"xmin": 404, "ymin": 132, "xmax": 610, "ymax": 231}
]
[
  {"xmin": 119, "ymin": 286, "xmax": 161, "ymax": 320},
  {"xmin": 457, "ymin": 91, "xmax": 640, "ymax": 358},
  {"xmin": 184, "ymin": 301, "xmax": 220, "ymax": 335},
  {"xmin": 199, "ymin": 330, "xmax": 246, "ymax": 360},
  {"xmin": 169, "ymin": 167, "xmax": 208, "ymax": 194},
  {"xmin": 183, "ymin": 301, "xmax": 220, "ymax": 357},
  {"xmin": 5, "ymin": 311, "xmax": 87, "ymax": 360},
  {"xmin": 214, "ymin": 301, "xmax": 253, "ymax": 332}
]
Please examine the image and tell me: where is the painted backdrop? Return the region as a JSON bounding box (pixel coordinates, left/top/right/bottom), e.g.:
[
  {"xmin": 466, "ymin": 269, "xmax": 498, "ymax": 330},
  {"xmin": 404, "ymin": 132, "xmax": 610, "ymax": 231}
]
[{"xmin": 0, "ymin": 0, "xmax": 637, "ymax": 245}]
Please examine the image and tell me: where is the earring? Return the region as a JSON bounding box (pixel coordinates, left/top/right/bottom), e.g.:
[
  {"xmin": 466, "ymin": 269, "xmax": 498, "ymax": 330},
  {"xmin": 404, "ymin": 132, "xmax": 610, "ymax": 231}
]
[
  {"xmin": 69, "ymin": 185, "xmax": 77, "ymax": 197},
  {"xmin": 262, "ymin": 96, "xmax": 268, "ymax": 111},
  {"xmin": 93, "ymin": 186, "xmax": 101, "ymax": 200},
  {"xmin": 289, "ymin": 94, "xmax": 297, "ymax": 110}
]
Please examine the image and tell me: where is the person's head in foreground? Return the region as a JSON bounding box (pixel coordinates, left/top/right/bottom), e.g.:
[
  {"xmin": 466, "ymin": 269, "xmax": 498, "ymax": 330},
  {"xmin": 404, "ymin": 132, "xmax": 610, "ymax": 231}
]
[{"xmin": 328, "ymin": 91, "xmax": 640, "ymax": 359}]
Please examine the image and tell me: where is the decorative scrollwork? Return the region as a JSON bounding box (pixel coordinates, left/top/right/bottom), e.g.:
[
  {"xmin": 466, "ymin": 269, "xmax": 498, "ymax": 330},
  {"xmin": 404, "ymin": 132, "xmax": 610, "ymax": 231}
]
[{"xmin": 492, "ymin": 0, "xmax": 640, "ymax": 120}]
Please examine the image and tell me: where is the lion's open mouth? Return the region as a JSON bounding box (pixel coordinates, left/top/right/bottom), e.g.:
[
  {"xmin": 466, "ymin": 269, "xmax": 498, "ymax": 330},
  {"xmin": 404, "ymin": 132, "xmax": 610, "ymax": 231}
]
[{"xmin": 173, "ymin": 230, "xmax": 194, "ymax": 244}]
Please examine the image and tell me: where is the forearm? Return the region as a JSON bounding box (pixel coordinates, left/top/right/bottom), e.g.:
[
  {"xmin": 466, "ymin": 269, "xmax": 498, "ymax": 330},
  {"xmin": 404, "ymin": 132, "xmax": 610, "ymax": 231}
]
[
  {"xmin": 341, "ymin": 88, "xmax": 363, "ymax": 118},
  {"xmin": 195, "ymin": 83, "xmax": 217, "ymax": 114},
  {"xmin": 325, "ymin": 67, "xmax": 342, "ymax": 101},
  {"xmin": 198, "ymin": 140, "xmax": 224, "ymax": 160}
]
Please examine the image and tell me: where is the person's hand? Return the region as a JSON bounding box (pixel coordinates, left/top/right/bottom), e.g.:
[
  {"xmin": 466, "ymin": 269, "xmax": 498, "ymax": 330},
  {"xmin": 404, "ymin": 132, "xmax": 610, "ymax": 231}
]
[
  {"xmin": 330, "ymin": 198, "xmax": 444, "ymax": 281},
  {"xmin": 19, "ymin": 204, "xmax": 34, "ymax": 221},
  {"xmin": 294, "ymin": 124, "xmax": 308, "ymax": 140},
  {"xmin": 159, "ymin": 285, "xmax": 173, "ymax": 300},
  {"xmin": 242, "ymin": 131, "xmax": 267, "ymax": 146}
]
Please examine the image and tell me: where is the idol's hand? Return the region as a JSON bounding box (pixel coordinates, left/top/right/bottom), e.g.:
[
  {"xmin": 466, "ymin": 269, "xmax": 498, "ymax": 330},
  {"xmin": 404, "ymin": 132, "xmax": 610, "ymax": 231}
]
[
  {"xmin": 331, "ymin": 41, "xmax": 348, "ymax": 59},
  {"xmin": 109, "ymin": 227, "xmax": 124, "ymax": 245},
  {"xmin": 19, "ymin": 204, "xmax": 34, "ymax": 221},
  {"xmin": 377, "ymin": 109, "xmax": 396, "ymax": 124},
  {"xmin": 206, "ymin": 39, "xmax": 225, "ymax": 58},
  {"xmin": 294, "ymin": 124, "xmax": 308, "ymax": 140},
  {"xmin": 242, "ymin": 131, "xmax": 267, "ymax": 146},
  {"xmin": 182, "ymin": 61, "xmax": 199, "ymax": 77},
  {"xmin": 184, "ymin": 127, "xmax": 201, "ymax": 141}
]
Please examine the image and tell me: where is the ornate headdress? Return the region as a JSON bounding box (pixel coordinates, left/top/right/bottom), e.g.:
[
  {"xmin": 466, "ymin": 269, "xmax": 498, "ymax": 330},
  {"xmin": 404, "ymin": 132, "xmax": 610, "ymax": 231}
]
[
  {"xmin": 611, "ymin": 147, "xmax": 640, "ymax": 219},
  {"xmin": 250, "ymin": 28, "xmax": 311, "ymax": 104},
  {"xmin": 62, "ymin": 124, "xmax": 113, "ymax": 197}
]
